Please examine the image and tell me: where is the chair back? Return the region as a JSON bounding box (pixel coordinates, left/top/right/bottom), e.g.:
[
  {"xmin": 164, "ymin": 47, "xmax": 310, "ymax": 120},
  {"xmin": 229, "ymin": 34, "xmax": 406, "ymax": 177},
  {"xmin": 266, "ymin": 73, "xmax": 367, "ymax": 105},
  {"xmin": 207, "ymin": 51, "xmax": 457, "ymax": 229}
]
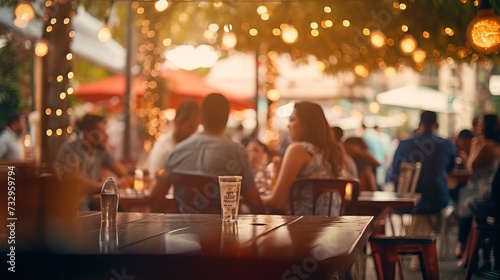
[
  {"xmin": 397, "ymin": 162, "xmax": 422, "ymax": 194},
  {"xmin": 290, "ymin": 178, "xmax": 360, "ymax": 216},
  {"xmin": 170, "ymin": 174, "xmax": 221, "ymax": 214}
]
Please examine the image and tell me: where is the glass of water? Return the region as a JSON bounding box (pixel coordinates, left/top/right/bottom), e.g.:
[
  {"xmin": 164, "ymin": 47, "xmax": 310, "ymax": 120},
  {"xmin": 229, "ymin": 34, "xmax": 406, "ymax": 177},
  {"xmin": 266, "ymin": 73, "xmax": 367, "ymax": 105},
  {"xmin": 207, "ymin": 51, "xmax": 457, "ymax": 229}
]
[{"xmin": 218, "ymin": 176, "xmax": 242, "ymax": 222}]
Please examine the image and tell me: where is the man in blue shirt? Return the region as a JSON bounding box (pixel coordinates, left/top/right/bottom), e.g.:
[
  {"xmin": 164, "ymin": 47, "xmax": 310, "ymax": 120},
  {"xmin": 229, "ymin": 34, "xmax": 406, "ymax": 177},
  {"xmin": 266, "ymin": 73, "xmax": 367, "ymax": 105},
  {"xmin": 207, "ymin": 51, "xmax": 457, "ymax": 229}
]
[
  {"xmin": 388, "ymin": 111, "xmax": 455, "ymax": 270},
  {"xmin": 389, "ymin": 111, "xmax": 455, "ymax": 214}
]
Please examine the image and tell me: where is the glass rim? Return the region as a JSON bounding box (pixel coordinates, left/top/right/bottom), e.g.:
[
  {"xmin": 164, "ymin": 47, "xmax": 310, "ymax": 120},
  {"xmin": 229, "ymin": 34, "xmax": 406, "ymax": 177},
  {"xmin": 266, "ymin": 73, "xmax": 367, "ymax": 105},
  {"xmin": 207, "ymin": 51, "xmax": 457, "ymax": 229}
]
[{"xmin": 218, "ymin": 175, "xmax": 242, "ymax": 182}]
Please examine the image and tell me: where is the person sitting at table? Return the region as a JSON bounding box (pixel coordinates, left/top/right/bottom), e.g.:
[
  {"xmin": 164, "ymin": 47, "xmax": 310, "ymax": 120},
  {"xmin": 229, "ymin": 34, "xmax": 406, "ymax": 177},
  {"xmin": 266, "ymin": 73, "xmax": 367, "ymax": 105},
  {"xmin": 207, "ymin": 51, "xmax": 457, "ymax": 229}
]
[
  {"xmin": 54, "ymin": 113, "xmax": 128, "ymax": 210},
  {"xmin": 149, "ymin": 93, "xmax": 264, "ymax": 214},
  {"xmin": 449, "ymin": 128, "xmax": 474, "ymax": 258},
  {"xmin": 344, "ymin": 137, "xmax": 380, "ymax": 191},
  {"xmin": 387, "ymin": 110, "xmax": 456, "ymax": 270},
  {"xmin": 0, "ymin": 110, "xmax": 27, "ymax": 161},
  {"xmin": 145, "ymin": 100, "xmax": 201, "ymax": 177},
  {"xmin": 244, "ymin": 138, "xmax": 272, "ymax": 195},
  {"xmin": 261, "ymin": 101, "xmax": 346, "ymax": 214},
  {"xmin": 456, "ymin": 114, "xmax": 500, "ymax": 269},
  {"xmin": 331, "ymin": 126, "xmax": 358, "ymax": 180}
]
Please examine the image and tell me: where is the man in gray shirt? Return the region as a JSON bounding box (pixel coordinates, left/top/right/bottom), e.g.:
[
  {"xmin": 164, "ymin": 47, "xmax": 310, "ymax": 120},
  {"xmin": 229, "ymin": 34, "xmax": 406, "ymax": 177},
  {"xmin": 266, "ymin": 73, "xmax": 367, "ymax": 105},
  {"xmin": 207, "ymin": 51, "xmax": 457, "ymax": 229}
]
[{"xmin": 150, "ymin": 93, "xmax": 264, "ymax": 214}]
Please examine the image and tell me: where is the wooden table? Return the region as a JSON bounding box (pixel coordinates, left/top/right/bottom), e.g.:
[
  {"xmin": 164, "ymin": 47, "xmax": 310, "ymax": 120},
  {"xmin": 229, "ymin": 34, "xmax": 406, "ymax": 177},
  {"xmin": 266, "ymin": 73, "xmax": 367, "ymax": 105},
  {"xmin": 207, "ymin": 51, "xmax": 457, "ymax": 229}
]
[
  {"xmin": 355, "ymin": 191, "xmax": 422, "ymax": 217},
  {"xmin": 20, "ymin": 212, "xmax": 373, "ymax": 280}
]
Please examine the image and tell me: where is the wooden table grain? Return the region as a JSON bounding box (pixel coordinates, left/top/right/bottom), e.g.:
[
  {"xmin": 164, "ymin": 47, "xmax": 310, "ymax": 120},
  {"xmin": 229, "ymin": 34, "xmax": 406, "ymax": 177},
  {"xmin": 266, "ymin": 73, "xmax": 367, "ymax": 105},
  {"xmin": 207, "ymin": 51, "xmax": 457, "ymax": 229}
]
[{"xmin": 18, "ymin": 212, "xmax": 374, "ymax": 280}]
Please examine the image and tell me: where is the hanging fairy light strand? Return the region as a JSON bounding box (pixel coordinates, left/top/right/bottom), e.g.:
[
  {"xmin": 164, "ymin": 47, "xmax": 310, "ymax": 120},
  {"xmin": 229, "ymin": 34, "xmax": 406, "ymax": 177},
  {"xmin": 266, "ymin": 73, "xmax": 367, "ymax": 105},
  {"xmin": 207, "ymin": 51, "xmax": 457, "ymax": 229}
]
[{"xmin": 98, "ymin": 0, "xmax": 115, "ymax": 43}]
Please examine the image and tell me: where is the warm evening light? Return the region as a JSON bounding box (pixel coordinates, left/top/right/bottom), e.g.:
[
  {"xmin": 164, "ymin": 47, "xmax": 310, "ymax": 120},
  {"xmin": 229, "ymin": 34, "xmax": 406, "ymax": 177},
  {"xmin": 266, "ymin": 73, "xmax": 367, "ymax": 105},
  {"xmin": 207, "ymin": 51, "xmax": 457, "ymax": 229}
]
[
  {"xmin": 370, "ymin": 30, "xmax": 386, "ymax": 48},
  {"xmin": 354, "ymin": 64, "xmax": 369, "ymax": 77},
  {"xmin": 266, "ymin": 89, "xmax": 281, "ymax": 102},
  {"xmin": 466, "ymin": 3, "xmax": 500, "ymax": 54},
  {"xmin": 34, "ymin": 39, "xmax": 49, "ymax": 57},
  {"xmin": 222, "ymin": 31, "xmax": 237, "ymax": 50},
  {"xmin": 412, "ymin": 49, "xmax": 427, "ymax": 63},
  {"xmin": 98, "ymin": 24, "xmax": 112, "ymax": 43},
  {"xmin": 155, "ymin": 0, "xmax": 169, "ymax": 12},
  {"xmin": 281, "ymin": 24, "xmax": 298, "ymax": 44},
  {"xmin": 399, "ymin": 35, "xmax": 417, "ymax": 54},
  {"xmin": 14, "ymin": 1, "xmax": 35, "ymax": 23}
]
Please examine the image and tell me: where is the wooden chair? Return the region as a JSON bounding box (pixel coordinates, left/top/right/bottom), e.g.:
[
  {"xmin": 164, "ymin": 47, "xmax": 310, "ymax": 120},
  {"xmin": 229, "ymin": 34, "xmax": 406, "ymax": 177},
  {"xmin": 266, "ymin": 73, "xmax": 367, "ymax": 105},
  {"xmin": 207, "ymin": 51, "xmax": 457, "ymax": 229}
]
[
  {"xmin": 390, "ymin": 162, "xmax": 422, "ymax": 236},
  {"xmin": 369, "ymin": 235, "xmax": 439, "ymax": 280},
  {"xmin": 289, "ymin": 178, "xmax": 360, "ymax": 216},
  {"xmin": 170, "ymin": 174, "xmax": 221, "ymax": 214}
]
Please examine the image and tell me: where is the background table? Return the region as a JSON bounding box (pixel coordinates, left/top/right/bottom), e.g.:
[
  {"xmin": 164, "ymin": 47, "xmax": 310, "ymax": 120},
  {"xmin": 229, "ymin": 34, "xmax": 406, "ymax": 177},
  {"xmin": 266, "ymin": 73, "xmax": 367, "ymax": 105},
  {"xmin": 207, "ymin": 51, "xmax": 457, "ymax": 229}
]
[
  {"xmin": 355, "ymin": 191, "xmax": 422, "ymax": 217},
  {"xmin": 13, "ymin": 212, "xmax": 373, "ymax": 280}
]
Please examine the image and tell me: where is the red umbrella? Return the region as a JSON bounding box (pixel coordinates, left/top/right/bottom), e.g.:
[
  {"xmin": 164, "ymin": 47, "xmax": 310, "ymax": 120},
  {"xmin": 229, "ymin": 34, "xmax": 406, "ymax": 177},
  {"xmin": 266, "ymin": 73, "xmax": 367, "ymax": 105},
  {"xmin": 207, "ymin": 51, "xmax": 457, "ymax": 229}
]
[{"xmin": 74, "ymin": 70, "xmax": 254, "ymax": 111}]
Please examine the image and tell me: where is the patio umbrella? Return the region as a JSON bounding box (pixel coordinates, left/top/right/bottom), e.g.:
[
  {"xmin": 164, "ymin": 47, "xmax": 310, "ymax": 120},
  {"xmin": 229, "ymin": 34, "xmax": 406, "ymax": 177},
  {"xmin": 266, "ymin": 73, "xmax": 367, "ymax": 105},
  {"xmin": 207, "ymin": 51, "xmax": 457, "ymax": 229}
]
[{"xmin": 74, "ymin": 69, "xmax": 254, "ymax": 111}]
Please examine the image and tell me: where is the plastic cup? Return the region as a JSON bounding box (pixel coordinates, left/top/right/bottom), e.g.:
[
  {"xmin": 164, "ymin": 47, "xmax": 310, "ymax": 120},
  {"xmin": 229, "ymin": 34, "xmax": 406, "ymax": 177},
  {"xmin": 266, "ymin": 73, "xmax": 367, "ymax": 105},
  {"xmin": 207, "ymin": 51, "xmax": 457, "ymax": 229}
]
[{"xmin": 218, "ymin": 176, "xmax": 242, "ymax": 222}]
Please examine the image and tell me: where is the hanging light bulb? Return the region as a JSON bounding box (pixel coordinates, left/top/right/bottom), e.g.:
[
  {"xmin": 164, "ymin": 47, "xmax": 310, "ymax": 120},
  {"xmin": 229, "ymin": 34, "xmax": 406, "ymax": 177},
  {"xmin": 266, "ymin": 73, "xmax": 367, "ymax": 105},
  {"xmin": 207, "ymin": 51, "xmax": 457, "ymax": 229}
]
[
  {"xmin": 34, "ymin": 39, "xmax": 49, "ymax": 57},
  {"xmin": 155, "ymin": 0, "xmax": 169, "ymax": 12},
  {"xmin": 370, "ymin": 30, "xmax": 387, "ymax": 48},
  {"xmin": 399, "ymin": 34, "xmax": 417, "ymax": 54},
  {"xmin": 98, "ymin": 23, "xmax": 112, "ymax": 42},
  {"xmin": 15, "ymin": 1, "xmax": 35, "ymax": 22},
  {"xmin": 281, "ymin": 24, "xmax": 298, "ymax": 44},
  {"xmin": 222, "ymin": 32, "xmax": 237, "ymax": 50},
  {"xmin": 412, "ymin": 49, "xmax": 427, "ymax": 63},
  {"xmin": 466, "ymin": 0, "xmax": 500, "ymax": 54}
]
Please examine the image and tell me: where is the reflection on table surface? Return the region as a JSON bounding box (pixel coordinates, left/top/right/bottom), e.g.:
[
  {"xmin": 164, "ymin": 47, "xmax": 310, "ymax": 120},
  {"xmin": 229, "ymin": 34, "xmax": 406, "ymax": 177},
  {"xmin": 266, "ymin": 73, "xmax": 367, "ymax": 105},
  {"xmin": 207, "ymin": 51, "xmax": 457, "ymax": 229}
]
[{"xmin": 38, "ymin": 212, "xmax": 374, "ymax": 280}]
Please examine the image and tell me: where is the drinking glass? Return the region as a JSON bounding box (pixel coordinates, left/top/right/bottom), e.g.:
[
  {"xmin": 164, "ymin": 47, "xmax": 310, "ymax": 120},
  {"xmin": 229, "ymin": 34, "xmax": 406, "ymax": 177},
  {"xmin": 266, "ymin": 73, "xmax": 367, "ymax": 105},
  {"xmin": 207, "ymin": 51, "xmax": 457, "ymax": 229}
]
[{"xmin": 218, "ymin": 176, "xmax": 242, "ymax": 222}]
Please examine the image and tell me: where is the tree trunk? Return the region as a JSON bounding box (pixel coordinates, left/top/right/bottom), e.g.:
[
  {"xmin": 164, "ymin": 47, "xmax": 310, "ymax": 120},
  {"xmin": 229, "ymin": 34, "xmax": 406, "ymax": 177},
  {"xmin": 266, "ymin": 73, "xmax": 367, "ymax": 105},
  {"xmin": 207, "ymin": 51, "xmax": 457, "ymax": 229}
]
[{"xmin": 40, "ymin": 1, "xmax": 73, "ymax": 163}]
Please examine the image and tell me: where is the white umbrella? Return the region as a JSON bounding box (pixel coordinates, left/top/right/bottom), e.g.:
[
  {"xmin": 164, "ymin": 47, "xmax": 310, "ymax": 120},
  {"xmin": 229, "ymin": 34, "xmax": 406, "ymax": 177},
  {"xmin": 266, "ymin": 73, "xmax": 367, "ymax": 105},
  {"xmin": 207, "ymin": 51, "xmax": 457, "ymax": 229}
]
[{"xmin": 376, "ymin": 85, "xmax": 461, "ymax": 113}]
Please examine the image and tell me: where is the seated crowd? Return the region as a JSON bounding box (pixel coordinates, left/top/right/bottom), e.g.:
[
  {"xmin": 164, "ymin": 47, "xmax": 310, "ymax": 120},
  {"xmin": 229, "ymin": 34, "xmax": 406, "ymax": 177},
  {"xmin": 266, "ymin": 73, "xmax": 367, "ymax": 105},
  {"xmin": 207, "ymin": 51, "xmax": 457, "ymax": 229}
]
[{"xmin": 5, "ymin": 92, "xmax": 497, "ymax": 274}]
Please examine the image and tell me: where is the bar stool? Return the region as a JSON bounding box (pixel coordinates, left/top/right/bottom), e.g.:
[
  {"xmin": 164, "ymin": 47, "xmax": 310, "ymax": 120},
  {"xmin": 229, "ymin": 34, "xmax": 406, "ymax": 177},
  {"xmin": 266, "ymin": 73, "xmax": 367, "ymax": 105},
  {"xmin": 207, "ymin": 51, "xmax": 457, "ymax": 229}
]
[{"xmin": 369, "ymin": 234, "xmax": 440, "ymax": 280}]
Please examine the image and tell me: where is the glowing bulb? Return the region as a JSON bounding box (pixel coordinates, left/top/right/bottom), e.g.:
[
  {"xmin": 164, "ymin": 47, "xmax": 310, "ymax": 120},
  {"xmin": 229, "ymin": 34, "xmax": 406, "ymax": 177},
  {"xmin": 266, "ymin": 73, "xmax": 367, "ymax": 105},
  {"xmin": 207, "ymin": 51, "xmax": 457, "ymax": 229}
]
[
  {"xmin": 34, "ymin": 39, "xmax": 49, "ymax": 57},
  {"xmin": 155, "ymin": 0, "xmax": 169, "ymax": 12},
  {"xmin": 370, "ymin": 30, "xmax": 386, "ymax": 48},
  {"xmin": 267, "ymin": 89, "xmax": 280, "ymax": 102},
  {"xmin": 412, "ymin": 49, "xmax": 427, "ymax": 63},
  {"xmin": 222, "ymin": 31, "xmax": 237, "ymax": 50},
  {"xmin": 369, "ymin": 101, "xmax": 380, "ymax": 113},
  {"xmin": 98, "ymin": 24, "xmax": 112, "ymax": 42},
  {"xmin": 466, "ymin": 5, "xmax": 500, "ymax": 54},
  {"xmin": 354, "ymin": 64, "xmax": 369, "ymax": 77},
  {"xmin": 15, "ymin": 1, "xmax": 34, "ymax": 22},
  {"xmin": 399, "ymin": 35, "xmax": 417, "ymax": 54},
  {"xmin": 281, "ymin": 24, "xmax": 298, "ymax": 44}
]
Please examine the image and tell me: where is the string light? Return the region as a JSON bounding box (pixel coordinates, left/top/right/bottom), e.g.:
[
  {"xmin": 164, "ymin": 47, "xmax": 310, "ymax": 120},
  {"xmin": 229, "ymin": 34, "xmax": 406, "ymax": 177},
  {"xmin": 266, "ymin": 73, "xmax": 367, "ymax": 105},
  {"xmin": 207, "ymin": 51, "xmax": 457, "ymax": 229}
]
[
  {"xmin": 98, "ymin": 23, "xmax": 112, "ymax": 42},
  {"xmin": 14, "ymin": 1, "xmax": 35, "ymax": 25},
  {"xmin": 155, "ymin": 0, "xmax": 169, "ymax": 12},
  {"xmin": 281, "ymin": 24, "xmax": 298, "ymax": 44},
  {"xmin": 466, "ymin": 0, "xmax": 500, "ymax": 54},
  {"xmin": 34, "ymin": 39, "xmax": 49, "ymax": 57}
]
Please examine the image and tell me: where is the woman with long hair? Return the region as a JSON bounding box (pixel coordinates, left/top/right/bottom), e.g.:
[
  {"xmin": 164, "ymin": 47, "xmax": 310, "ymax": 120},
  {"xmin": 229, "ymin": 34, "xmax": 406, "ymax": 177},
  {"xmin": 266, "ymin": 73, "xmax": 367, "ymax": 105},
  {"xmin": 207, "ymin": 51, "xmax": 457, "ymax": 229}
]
[{"xmin": 262, "ymin": 102, "xmax": 345, "ymax": 214}]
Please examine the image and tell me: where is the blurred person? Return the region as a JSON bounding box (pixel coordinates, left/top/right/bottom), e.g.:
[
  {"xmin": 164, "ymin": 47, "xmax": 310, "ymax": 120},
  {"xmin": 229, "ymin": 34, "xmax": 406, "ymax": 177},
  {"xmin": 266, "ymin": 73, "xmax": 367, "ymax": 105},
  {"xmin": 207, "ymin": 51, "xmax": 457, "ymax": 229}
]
[
  {"xmin": 331, "ymin": 126, "xmax": 358, "ymax": 179},
  {"xmin": 457, "ymin": 114, "xmax": 500, "ymax": 269},
  {"xmin": 0, "ymin": 110, "xmax": 26, "ymax": 161},
  {"xmin": 388, "ymin": 110, "xmax": 456, "ymax": 270},
  {"xmin": 448, "ymin": 129, "xmax": 474, "ymax": 258},
  {"xmin": 344, "ymin": 137, "xmax": 380, "ymax": 191},
  {"xmin": 54, "ymin": 114, "xmax": 128, "ymax": 210},
  {"xmin": 362, "ymin": 123, "xmax": 387, "ymax": 188},
  {"xmin": 244, "ymin": 138, "xmax": 272, "ymax": 194},
  {"xmin": 262, "ymin": 102, "xmax": 345, "ymax": 214},
  {"xmin": 145, "ymin": 100, "xmax": 201, "ymax": 177},
  {"xmin": 149, "ymin": 93, "xmax": 264, "ymax": 214}
]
